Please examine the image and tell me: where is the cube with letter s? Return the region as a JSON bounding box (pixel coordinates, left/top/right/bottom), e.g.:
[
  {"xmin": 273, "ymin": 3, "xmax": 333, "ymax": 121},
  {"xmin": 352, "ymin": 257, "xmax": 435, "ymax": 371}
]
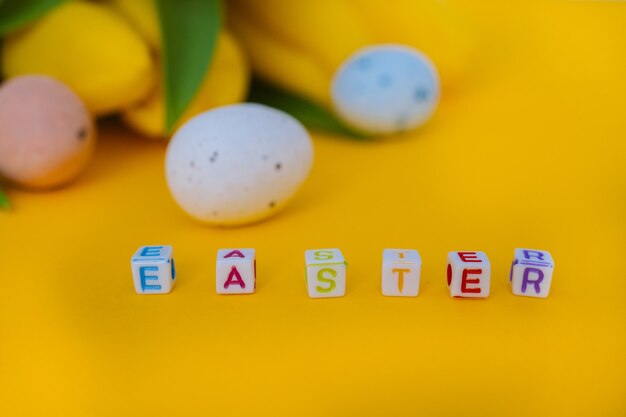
[{"xmin": 305, "ymin": 249, "xmax": 347, "ymax": 298}]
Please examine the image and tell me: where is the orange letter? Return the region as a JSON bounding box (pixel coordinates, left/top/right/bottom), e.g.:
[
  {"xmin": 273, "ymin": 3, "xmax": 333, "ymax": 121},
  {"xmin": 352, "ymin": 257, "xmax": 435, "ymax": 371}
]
[{"xmin": 392, "ymin": 268, "xmax": 410, "ymax": 292}]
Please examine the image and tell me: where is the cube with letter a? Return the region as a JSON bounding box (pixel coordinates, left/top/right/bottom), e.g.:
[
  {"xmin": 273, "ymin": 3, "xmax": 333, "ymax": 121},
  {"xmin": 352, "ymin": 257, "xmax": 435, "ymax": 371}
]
[
  {"xmin": 304, "ymin": 249, "xmax": 347, "ymax": 298},
  {"xmin": 216, "ymin": 249, "xmax": 256, "ymax": 294},
  {"xmin": 510, "ymin": 248, "xmax": 554, "ymax": 298},
  {"xmin": 446, "ymin": 251, "xmax": 490, "ymax": 298},
  {"xmin": 131, "ymin": 245, "xmax": 176, "ymax": 294},
  {"xmin": 382, "ymin": 249, "xmax": 421, "ymax": 297}
]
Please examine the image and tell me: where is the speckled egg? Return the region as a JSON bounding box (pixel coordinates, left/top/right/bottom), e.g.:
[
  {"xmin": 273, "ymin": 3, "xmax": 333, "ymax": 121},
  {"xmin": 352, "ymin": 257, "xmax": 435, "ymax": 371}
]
[
  {"xmin": 165, "ymin": 103, "xmax": 314, "ymax": 226},
  {"xmin": 0, "ymin": 75, "xmax": 95, "ymax": 189},
  {"xmin": 331, "ymin": 45, "xmax": 440, "ymax": 135}
]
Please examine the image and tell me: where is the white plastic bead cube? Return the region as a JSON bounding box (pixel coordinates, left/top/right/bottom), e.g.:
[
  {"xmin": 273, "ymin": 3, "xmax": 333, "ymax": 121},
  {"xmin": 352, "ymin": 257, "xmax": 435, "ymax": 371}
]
[
  {"xmin": 131, "ymin": 245, "xmax": 176, "ymax": 294},
  {"xmin": 446, "ymin": 251, "xmax": 490, "ymax": 298},
  {"xmin": 216, "ymin": 249, "xmax": 256, "ymax": 294},
  {"xmin": 382, "ymin": 249, "xmax": 421, "ymax": 297},
  {"xmin": 305, "ymin": 249, "xmax": 347, "ymax": 298},
  {"xmin": 510, "ymin": 248, "xmax": 554, "ymax": 298}
]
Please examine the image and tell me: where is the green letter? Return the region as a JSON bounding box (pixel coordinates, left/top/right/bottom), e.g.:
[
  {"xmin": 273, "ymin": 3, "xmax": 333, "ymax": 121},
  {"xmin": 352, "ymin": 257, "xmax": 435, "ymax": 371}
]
[
  {"xmin": 316, "ymin": 268, "xmax": 337, "ymax": 293},
  {"xmin": 314, "ymin": 250, "xmax": 335, "ymax": 261}
]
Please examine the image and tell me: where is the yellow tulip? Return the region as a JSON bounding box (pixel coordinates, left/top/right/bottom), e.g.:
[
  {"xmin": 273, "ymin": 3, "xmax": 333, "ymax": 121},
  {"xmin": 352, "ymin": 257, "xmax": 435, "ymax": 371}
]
[
  {"xmin": 122, "ymin": 31, "xmax": 249, "ymax": 138},
  {"xmin": 2, "ymin": 1, "xmax": 155, "ymax": 116}
]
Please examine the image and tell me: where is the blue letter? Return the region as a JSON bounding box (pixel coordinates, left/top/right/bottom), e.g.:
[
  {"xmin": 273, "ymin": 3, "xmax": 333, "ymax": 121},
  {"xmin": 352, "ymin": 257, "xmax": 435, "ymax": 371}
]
[
  {"xmin": 140, "ymin": 266, "xmax": 161, "ymax": 291},
  {"xmin": 141, "ymin": 246, "xmax": 163, "ymax": 257}
]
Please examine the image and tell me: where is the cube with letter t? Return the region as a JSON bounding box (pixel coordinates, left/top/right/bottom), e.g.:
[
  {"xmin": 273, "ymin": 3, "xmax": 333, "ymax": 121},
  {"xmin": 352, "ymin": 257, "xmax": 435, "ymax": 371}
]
[
  {"xmin": 216, "ymin": 249, "xmax": 256, "ymax": 294},
  {"xmin": 382, "ymin": 249, "xmax": 421, "ymax": 297},
  {"xmin": 305, "ymin": 249, "xmax": 347, "ymax": 298},
  {"xmin": 510, "ymin": 248, "xmax": 554, "ymax": 298},
  {"xmin": 446, "ymin": 251, "xmax": 490, "ymax": 298},
  {"xmin": 131, "ymin": 245, "xmax": 176, "ymax": 294}
]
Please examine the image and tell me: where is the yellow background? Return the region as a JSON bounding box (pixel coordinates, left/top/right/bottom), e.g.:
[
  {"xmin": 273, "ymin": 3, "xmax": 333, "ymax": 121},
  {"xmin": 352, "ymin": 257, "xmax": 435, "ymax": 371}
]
[{"xmin": 1, "ymin": 2, "xmax": 625, "ymax": 416}]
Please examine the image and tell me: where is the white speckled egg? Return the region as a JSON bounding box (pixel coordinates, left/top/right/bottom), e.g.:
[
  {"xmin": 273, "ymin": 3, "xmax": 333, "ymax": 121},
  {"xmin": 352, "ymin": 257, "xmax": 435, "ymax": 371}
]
[
  {"xmin": 331, "ymin": 45, "xmax": 440, "ymax": 135},
  {"xmin": 165, "ymin": 103, "xmax": 314, "ymax": 226}
]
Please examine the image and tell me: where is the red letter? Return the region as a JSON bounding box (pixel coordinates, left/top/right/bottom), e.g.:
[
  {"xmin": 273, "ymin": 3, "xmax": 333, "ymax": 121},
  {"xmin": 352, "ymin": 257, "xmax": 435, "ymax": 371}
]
[
  {"xmin": 461, "ymin": 269, "xmax": 482, "ymax": 293},
  {"xmin": 224, "ymin": 266, "xmax": 246, "ymax": 289},
  {"xmin": 224, "ymin": 250, "xmax": 245, "ymax": 258},
  {"xmin": 458, "ymin": 252, "xmax": 480, "ymax": 262}
]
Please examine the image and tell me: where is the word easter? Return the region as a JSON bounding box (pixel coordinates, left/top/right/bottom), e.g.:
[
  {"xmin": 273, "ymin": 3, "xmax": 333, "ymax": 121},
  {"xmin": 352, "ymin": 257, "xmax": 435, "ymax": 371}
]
[{"xmin": 130, "ymin": 247, "xmax": 555, "ymax": 299}]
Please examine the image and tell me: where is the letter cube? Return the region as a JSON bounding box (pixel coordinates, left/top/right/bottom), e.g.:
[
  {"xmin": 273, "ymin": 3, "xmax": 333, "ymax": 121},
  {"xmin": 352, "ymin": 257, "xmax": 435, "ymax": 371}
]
[
  {"xmin": 382, "ymin": 249, "xmax": 421, "ymax": 297},
  {"xmin": 131, "ymin": 245, "xmax": 176, "ymax": 294},
  {"xmin": 446, "ymin": 251, "xmax": 490, "ymax": 298},
  {"xmin": 509, "ymin": 248, "xmax": 554, "ymax": 298},
  {"xmin": 216, "ymin": 249, "xmax": 256, "ymax": 294},
  {"xmin": 304, "ymin": 249, "xmax": 347, "ymax": 298}
]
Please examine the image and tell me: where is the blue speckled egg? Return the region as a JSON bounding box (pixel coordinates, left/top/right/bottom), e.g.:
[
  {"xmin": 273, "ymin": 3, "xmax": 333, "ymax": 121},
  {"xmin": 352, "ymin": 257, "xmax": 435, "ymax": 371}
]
[{"xmin": 331, "ymin": 45, "xmax": 440, "ymax": 135}]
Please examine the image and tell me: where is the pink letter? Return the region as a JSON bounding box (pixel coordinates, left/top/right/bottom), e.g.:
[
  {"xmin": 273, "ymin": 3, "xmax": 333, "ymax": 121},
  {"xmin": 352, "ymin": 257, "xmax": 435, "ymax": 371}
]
[
  {"xmin": 224, "ymin": 250, "xmax": 245, "ymax": 258},
  {"xmin": 224, "ymin": 266, "xmax": 246, "ymax": 289}
]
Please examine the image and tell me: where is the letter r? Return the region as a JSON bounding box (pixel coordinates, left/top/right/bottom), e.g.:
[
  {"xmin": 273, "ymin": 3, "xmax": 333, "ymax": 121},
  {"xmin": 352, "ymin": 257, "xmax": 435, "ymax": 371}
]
[{"xmin": 521, "ymin": 267, "xmax": 544, "ymax": 294}]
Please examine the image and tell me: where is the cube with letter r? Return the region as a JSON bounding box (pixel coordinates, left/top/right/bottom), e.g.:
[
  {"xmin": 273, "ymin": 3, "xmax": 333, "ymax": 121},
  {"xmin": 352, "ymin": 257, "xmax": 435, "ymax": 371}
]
[
  {"xmin": 510, "ymin": 248, "xmax": 554, "ymax": 298},
  {"xmin": 131, "ymin": 245, "xmax": 176, "ymax": 294}
]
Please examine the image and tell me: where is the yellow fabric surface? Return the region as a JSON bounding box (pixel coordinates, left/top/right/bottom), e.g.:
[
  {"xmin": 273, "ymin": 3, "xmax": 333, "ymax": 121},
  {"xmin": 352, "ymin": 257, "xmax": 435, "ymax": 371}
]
[{"xmin": 1, "ymin": 2, "xmax": 625, "ymax": 415}]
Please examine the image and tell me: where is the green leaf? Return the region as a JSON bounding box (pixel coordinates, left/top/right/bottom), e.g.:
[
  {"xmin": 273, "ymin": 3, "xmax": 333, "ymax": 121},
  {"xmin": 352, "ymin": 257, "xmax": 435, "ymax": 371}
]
[
  {"xmin": 0, "ymin": 187, "xmax": 10, "ymax": 210},
  {"xmin": 247, "ymin": 80, "xmax": 370, "ymax": 140},
  {"xmin": 0, "ymin": 0, "xmax": 66, "ymax": 36},
  {"xmin": 156, "ymin": 0, "xmax": 222, "ymax": 133}
]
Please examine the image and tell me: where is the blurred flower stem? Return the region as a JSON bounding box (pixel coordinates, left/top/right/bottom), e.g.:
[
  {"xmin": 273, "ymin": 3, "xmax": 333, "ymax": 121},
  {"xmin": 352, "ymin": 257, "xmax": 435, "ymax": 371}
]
[
  {"xmin": 248, "ymin": 80, "xmax": 369, "ymax": 139},
  {"xmin": 0, "ymin": 187, "xmax": 10, "ymax": 210}
]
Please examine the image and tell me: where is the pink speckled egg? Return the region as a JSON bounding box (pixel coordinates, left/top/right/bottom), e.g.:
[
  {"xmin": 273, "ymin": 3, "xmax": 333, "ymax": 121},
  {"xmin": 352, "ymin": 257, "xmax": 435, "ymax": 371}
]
[{"xmin": 0, "ymin": 75, "xmax": 95, "ymax": 189}]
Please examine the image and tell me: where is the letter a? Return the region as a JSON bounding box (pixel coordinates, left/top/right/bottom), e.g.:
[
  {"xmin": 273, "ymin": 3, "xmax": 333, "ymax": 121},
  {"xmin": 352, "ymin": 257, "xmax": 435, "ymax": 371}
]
[
  {"xmin": 224, "ymin": 250, "xmax": 245, "ymax": 258},
  {"xmin": 224, "ymin": 266, "xmax": 246, "ymax": 289}
]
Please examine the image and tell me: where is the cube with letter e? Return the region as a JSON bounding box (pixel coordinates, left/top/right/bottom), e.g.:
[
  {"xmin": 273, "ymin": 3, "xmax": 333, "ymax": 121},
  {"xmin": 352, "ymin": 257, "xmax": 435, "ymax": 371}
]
[
  {"xmin": 131, "ymin": 245, "xmax": 176, "ymax": 294},
  {"xmin": 510, "ymin": 248, "xmax": 554, "ymax": 298},
  {"xmin": 446, "ymin": 251, "xmax": 490, "ymax": 298}
]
